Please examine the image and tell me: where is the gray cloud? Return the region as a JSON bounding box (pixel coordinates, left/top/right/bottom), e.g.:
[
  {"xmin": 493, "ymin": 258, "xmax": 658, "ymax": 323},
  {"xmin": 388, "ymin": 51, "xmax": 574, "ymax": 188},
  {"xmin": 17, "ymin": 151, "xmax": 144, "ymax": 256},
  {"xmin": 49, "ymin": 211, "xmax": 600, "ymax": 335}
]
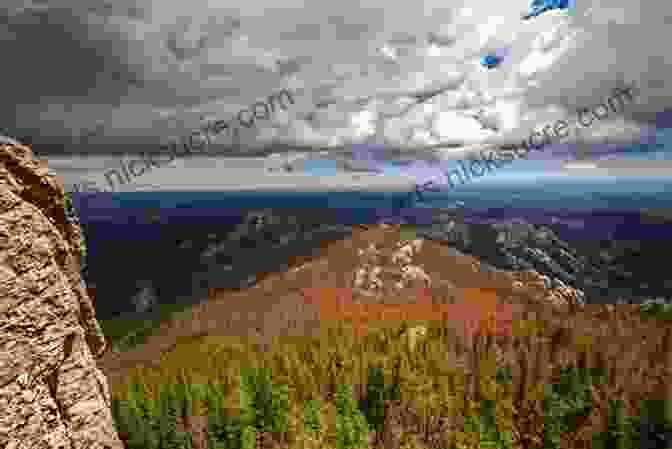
[{"xmin": 1, "ymin": 0, "xmax": 669, "ymax": 190}]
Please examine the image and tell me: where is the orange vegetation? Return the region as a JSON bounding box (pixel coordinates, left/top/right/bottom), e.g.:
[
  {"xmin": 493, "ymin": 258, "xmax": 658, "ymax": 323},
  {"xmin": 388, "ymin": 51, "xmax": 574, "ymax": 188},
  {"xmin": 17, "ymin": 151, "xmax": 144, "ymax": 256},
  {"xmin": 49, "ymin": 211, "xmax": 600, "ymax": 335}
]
[{"xmin": 302, "ymin": 286, "xmax": 514, "ymax": 338}]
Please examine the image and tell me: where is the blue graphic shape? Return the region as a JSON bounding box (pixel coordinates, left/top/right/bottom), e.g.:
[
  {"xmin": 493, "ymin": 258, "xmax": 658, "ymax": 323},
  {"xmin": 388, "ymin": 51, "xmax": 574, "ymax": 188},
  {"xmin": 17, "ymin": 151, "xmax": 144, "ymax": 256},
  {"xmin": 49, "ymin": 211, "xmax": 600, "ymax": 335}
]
[
  {"xmin": 480, "ymin": 53, "xmax": 504, "ymax": 69},
  {"xmin": 522, "ymin": 0, "xmax": 570, "ymax": 20}
]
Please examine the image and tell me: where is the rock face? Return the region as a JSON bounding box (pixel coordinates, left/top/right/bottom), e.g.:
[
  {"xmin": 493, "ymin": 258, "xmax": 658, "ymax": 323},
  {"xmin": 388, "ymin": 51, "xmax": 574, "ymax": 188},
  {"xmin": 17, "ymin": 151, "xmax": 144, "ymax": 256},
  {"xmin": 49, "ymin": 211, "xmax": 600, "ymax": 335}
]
[
  {"xmin": 414, "ymin": 210, "xmax": 671, "ymax": 305},
  {"xmin": 0, "ymin": 143, "xmax": 122, "ymax": 448}
]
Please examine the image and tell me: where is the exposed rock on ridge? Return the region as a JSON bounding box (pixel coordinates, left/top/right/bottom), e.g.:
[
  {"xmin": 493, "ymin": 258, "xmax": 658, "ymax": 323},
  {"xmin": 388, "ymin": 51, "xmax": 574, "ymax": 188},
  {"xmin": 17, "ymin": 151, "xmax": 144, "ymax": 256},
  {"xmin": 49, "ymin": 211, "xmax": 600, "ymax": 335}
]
[
  {"xmin": 415, "ymin": 211, "xmax": 670, "ymax": 305},
  {"xmin": 0, "ymin": 143, "xmax": 122, "ymax": 448}
]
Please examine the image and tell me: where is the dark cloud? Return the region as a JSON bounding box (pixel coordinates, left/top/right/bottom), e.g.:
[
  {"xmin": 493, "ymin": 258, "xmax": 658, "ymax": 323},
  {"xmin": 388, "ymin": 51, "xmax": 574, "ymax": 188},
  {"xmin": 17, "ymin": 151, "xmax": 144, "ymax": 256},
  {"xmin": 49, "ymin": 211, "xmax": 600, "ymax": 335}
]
[
  {"xmin": 0, "ymin": 7, "xmax": 149, "ymax": 146},
  {"xmin": 3, "ymin": 0, "xmax": 671, "ymax": 166},
  {"xmin": 0, "ymin": 9, "xmax": 135, "ymax": 103}
]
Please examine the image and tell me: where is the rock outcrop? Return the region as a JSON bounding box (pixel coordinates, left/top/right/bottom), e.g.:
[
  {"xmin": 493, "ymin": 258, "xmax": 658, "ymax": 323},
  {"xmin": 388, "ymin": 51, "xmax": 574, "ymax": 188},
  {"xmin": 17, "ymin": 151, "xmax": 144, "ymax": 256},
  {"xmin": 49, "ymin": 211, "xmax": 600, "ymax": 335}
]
[
  {"xmin": 414, "ymin": 210, "xmax": 671, "ymax": 305},
  {"xmin": 344, "ymin": 227, "xmax": 585, "ymax": 313},
  {"xmin": 0, "ymin": 143, "xmax": 122, "ymax": 448}
]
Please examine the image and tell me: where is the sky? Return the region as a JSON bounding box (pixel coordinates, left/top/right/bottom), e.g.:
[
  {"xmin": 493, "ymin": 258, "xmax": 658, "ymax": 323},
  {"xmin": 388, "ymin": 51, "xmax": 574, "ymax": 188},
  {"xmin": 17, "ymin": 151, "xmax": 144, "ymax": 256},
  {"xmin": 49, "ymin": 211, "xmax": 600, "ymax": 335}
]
[{"xmin": 2, "ymin": 0, "xmax": 671, "ymax": 190}]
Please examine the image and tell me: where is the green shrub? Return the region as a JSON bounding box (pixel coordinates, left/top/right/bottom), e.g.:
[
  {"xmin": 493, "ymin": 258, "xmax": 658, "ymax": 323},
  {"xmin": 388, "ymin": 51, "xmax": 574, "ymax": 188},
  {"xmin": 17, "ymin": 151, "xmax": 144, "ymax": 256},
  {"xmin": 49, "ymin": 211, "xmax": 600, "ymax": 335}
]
[
  {"xmin": 113, "ymin": 383, "xmax": 160, "ymax": 449},
  {"xmin": 112, "ymin": 397, "xmax": 145, "ymax": 448},
  {"xmin": 541, "ymin": 366, "xmax": 607, "ymax": 449},
  {"xmin": 208, "ymin": 413, "xmax": 248, "ymax": 449},
  {"xmin": 239, "ymin": 366, "xmax": 290, "ymax": 434},
  {"xmin": 399, "ymin": 224, "xmax": 418, "ymax": 241},
  {"xmin": 334, "ymin": 383, "xmax": 370, "ymax": 449},
  {"xmin": 591, "ymin": 399, "xmax": 664, "ymax": 449},
  {"xmin": 150, "ymin": 383, "xmax": 192, "ymax": 449},
  {"xmin": 303, "ymin": 398, "xmax": 323, "ymax": 435},
  {"xmin": 461, "ymin": 400, "xmax": 514, "ymax": 449},
  {"xmin": 101, "ymin": 303, "xmax": 195, "ymax": 353},
  {"xmin": 361, "ymin": 366, "xmax": 386, "ymax": 435},
  {"xmin": 111, "ymin": 322, "xmax": 159, "ymax": 352},
  {"xmin": 360, "ymin": 365, "xmax": 401, "ymax": 436},
  {"xmin": 240, "ymin": 426, "xmax": 257, "ymax": 449},
  {"xmin": 205, "ymin": 373, "xmax": 265, "ymax": 449},
  {"xmin": 591, "ymin": 397, "xmax": 672, "ymax": 449},
  {"xmin": 495, "ymin": 366, "xmax": 513, "ymax": 386},
  {"xmin": 639, "ymin": 301, "xmax": 672, "ymax": 322},
  {"xmin": 600, "ymin": 399, "xmax": 629, "ymax": 449}
]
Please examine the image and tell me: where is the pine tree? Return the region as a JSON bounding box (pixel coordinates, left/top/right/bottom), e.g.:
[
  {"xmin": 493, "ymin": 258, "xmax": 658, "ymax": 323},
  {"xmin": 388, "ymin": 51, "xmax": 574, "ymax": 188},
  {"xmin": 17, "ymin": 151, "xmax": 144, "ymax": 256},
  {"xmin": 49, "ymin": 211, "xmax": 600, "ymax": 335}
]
[
  {"xmin": 334, "ymin": 383, "xmax": 370, "ymax": 449},
  {"xmin": 303, "ymin": 398, "xmax": 323, "ymax": 435}
]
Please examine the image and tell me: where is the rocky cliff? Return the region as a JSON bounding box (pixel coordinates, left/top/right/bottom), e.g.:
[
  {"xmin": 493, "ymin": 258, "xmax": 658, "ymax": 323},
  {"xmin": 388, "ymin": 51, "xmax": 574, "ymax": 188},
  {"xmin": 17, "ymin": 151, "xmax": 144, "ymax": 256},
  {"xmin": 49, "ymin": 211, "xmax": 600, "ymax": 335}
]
[{"xmin": 0, "ymin": 143, "xmax": 122, "ymax": 448}]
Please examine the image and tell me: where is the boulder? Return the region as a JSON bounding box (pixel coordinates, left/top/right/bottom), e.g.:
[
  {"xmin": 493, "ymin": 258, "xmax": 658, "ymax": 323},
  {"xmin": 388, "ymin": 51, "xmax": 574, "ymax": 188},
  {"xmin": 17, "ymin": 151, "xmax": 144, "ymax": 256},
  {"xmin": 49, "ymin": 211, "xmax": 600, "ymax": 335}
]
[
  {"xmin": 130, "ymin": 280, "xmax": 158, "ymax": 314},
  {"xmin": 0, "ymin": 143, "xmax": 122, "ymax": 448}
]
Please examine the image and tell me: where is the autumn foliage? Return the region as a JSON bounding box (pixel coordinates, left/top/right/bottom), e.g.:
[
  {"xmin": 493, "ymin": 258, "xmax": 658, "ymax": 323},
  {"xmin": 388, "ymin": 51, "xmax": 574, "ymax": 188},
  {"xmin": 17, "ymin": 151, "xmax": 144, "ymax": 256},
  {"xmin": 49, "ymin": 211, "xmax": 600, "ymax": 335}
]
[{"xmin": 302, "ymin": 286, "xmax": 514, "ymax": 339}]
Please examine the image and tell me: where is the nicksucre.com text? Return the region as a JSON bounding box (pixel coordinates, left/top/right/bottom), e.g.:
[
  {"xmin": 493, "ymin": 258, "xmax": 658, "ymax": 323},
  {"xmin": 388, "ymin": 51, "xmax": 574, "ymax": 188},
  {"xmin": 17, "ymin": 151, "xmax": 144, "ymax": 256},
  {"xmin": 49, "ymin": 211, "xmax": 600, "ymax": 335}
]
[
  {"xmin": 68, "ymin": 88, "xmax": 295, "ymax": 193},
  {"xmin": 412, "ymin": 83, "xmax": 639, "ymax": 201}
]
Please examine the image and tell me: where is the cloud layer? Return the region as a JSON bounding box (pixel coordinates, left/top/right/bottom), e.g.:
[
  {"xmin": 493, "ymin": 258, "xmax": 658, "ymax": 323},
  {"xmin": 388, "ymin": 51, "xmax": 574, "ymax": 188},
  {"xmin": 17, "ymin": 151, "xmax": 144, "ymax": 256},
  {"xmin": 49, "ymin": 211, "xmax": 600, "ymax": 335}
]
[{"xmin": 2, "ymin": 0, "xmax": 670, "ymax": 175}]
